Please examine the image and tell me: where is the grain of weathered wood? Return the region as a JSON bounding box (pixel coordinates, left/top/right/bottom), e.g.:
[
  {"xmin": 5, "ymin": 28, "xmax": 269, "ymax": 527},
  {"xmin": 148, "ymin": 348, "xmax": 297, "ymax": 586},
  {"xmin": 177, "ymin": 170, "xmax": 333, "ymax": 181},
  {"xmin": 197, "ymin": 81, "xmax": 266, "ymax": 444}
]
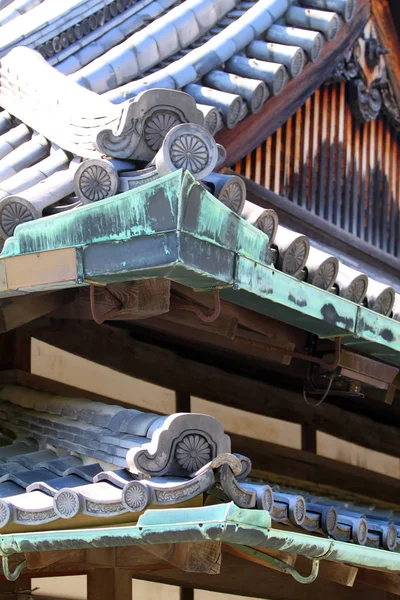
[
  {"xmin": 296, "ymin": 556, "xmax": 358, "ymax": 587},
  {"xmin": 87, "ymin": 568, "xmax": 132, "ymax": 600},
  {"xmin": 136, "ymin": 552, "xmax": 399, "ymax": 600},
  {"xmin": 0, "ymin": 289, "xmax": 74, "ymax": 332},
  {"xmin": 54, "ymin": 279, "xmax": 171, "ymax": 321},
  {"xmin": 356, "ymin": 567, "xmax": 400, "ymax": 595}
]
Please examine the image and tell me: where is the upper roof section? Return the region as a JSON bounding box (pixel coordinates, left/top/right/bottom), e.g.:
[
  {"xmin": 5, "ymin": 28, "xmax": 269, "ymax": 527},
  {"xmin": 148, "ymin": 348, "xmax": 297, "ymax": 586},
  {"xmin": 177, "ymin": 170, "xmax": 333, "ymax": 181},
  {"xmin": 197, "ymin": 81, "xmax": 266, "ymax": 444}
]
[{"xmin": 0, "ymin": 0, "xmax": 359, "ymax": 146}]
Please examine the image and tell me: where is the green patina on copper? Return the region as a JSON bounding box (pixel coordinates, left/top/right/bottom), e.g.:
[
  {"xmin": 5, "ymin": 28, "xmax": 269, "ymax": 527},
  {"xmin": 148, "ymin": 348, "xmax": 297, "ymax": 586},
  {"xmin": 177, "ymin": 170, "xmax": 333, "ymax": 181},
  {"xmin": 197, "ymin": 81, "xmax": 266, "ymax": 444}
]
[
  {"xmin": 1, "ymin": 170, "xmax": 400, "ymax": 363},
  {"xmin": 223, "ymin": 255, "xmax": 359, "ymax": 339},
  {"xmin": 1, "ymin": 171, "xmax": 183, "ymax": 258},
  {"xmin": 342, "ymin": 305, "xmax": 400, "ymax": 367},
  {"xmin": 1, "ymin": 503, "xmax": 400, "ymax": 574},
  {"xmin": 181, "ymin": 180, "xmax": 270, "ymax": 263}
]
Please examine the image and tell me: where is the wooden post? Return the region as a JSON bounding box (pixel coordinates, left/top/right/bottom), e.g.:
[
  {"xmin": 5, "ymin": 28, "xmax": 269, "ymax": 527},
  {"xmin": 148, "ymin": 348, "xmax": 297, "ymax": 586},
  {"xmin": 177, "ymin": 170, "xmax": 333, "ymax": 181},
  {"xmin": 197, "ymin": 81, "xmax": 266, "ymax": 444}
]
[
  {"xmin": 301, "ymin": 423, "xmax": 317, "ymax": 453},
  {"xmin": 87, "ymin": 568, "xmax": 132, "ymax": 600},
  {"xmin": 0, "ymin": 576, "xmax": 31, "ymax": 600},
  {"xmin": 180, "ymin": 588, "xmax": 194, "ymax": 600}
]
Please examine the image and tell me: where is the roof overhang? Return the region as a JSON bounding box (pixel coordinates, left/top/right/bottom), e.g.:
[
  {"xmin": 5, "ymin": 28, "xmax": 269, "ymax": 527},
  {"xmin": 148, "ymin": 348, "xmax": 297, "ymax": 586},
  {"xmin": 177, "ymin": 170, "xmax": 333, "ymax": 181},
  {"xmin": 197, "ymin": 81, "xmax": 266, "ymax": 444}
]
[
  {"xmin": 1, "ymin": 503, "xmax": 400, "ymax": 578},
  {"xmin": 0, "ymin": 170, "xmax": 399, "ymax": 365}
]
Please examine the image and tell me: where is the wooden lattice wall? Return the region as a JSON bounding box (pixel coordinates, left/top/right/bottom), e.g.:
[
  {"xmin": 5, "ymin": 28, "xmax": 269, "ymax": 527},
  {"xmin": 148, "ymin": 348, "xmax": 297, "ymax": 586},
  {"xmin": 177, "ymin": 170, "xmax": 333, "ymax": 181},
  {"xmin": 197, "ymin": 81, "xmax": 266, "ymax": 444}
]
[{"xmin": 234, "ymin": 82, "xmax": 400, "ymax": 257}]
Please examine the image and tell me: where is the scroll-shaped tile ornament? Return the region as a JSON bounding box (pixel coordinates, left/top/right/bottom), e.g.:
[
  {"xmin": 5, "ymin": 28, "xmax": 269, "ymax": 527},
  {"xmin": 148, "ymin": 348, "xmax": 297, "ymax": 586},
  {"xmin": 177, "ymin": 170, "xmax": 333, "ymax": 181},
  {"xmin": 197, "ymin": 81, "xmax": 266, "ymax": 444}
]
[
  {"xmin": 95, "ymin": 89, "xmax": 204, "ymax": 161},
  {"xmin": 0, "ymin": 48, "xmax": 204, "ymax": 162},
  {"xmin": 126, "ymin": 413, "xmax": 230, "ymax": 477},
  {"xmin": 75, "ymin": 124, "xmax": 220, "ymax": 202}
]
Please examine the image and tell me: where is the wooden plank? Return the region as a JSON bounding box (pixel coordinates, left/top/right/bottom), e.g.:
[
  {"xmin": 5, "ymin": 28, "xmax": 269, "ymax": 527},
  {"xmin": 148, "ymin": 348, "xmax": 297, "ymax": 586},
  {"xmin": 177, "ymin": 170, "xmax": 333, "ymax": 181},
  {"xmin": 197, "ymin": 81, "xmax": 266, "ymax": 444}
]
[
  {"xmin": 301, "ymin": 97, "xmax": 311, "ymax": 208},
  {"xmin": 217, "ymin": 0, "xmax": 370, "ymax": 164},
  {"xmin": 296, "ymin": 556, "xmax": 358, "ymax": 587},
  {"xmin": 0, "ymin": 290, "xmax": 74, "ymax": 332},
  {"xmin": 231, "ymin": 432, "xmax": 400, "ymax": 505},
  {"xmin": 87, "ymin": 568, "xmax": 132, "ymax": 600},
  {"xmin": 54, "ymin": 279, "xmax": 171, "ymax": 322},
  {"xmin": 18, "ymin": 320, "xmax": 400, "ymax": 477},
  {"xmin": 0, "ymin": 575, "xmax": 31, "ymax": 598},
  {"xmin": 116, "ymin": 547, "xmax": 173, "ymax": 572},
  {"xmin": 335, "ymin": 82, "xmax": 345, "ymax": 227},
  {"xmin": 135, "ymin": 552, "xmax": 398, "ymax": 600},
  {"xmin": 223, "ymin": 543, "xmax": 296, "ymax": 573},
  {"xmin": 301, "ymin": 423, "xmax": 316, "ymax": 454},
  {"xmin": 180, "ymin": 588, "xmax": 194, "ymax": 600},
  {"xmin": 283, "ymin": 117, "xmax": 293, "ymax": 198},
  {"xmin": 357, "ymin": 567, "xmax": 400, "ymax": 595},
  {"xmin": 159, "ymin": 306, "xmax": 238, "ymax": 340},
  {"xmin": 25, "ymin": 550, "xmax": 85, "ymax": 571},
  {"xmin": 2, "ymin": 248, "xmax": 78, "ymax": 293}
]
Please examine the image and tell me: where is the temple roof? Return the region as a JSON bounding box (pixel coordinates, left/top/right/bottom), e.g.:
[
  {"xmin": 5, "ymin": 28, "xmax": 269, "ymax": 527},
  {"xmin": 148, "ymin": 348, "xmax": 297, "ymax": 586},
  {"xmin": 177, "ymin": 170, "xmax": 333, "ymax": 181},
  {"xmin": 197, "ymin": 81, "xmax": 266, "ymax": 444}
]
[
  {"xmin": 0, "ymin": 3, "xmax": 398, "ymax": 361},
  {"xmin": 1, "ymin": 384, "xmax": 399, "ymax": 561}
]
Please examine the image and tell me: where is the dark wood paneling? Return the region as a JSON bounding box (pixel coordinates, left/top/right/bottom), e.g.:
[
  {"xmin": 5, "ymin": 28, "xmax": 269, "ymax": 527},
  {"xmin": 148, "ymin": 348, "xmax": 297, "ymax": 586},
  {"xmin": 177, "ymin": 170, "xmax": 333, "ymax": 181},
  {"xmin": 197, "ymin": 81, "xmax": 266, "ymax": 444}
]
[{"xmin": 235, "ymin": 84, "xmax": 400, "ymax": 258}]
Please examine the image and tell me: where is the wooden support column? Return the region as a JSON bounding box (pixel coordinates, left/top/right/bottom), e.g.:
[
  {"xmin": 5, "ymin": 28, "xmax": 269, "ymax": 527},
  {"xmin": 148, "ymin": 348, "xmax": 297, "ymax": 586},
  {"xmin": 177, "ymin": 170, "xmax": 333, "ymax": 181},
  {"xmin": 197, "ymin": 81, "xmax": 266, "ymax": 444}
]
[
  {"xmin": 87, "ymin": 568, "xmax": 132, "ymax": 600},
  {"xmin": 0, "ymin": 576, "xmax": 31, "ymax": 600},
  {"xmin": 176, "ymin": 392, "xmax": 191, "ymax": 413},
  {"xmin": 301, "ymin": 423, "xmax": 317, "ymax": 454},
  {"xmin": 180, "ymin": 587, "xmax": 194, "ymax": 600}
]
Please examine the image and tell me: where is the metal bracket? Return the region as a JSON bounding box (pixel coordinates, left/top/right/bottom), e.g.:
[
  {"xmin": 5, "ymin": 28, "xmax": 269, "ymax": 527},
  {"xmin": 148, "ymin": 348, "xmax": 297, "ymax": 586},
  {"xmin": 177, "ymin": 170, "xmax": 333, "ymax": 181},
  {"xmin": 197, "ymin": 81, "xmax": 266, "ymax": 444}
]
[
  {"xmin": 170, "ymin": 289, "xmax": 221, "ymax": 324},
  {"xmin": 1, "ymin": 555, "xmax": 27, "ymax": 581},
  {"xmin": 226, "ymin": 544, "xmax": 320, "ymax": 584}
]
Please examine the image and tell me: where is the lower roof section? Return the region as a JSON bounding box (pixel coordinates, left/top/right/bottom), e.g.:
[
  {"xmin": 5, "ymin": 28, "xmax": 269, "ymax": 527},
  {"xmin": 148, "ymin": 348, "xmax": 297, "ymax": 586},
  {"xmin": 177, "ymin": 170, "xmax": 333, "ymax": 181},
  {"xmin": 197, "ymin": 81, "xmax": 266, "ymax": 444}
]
[
  {"xmin": 2, "ymin": 503, "xmax": 400, "ymax": 575},
  {"xmin": 0, "ymin": 170, "xmax": 399, "ymax": 365}
]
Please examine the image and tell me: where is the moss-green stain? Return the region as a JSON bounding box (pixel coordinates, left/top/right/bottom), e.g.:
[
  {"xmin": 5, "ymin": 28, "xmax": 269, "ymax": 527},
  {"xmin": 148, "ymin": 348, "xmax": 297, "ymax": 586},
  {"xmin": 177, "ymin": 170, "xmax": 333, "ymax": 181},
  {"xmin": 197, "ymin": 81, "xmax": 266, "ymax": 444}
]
[{"xmin": 1, "ymin": 171, "xmax": 183, "ymax": 258}]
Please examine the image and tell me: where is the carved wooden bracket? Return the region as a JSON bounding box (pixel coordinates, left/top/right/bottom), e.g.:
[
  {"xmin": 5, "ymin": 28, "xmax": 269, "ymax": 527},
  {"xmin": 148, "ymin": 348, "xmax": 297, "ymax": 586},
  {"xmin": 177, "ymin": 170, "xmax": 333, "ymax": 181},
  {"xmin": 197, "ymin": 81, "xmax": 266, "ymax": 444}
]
[{"xmin": 327, "ymin": 20, "xmax": 396, "ymax": 125}]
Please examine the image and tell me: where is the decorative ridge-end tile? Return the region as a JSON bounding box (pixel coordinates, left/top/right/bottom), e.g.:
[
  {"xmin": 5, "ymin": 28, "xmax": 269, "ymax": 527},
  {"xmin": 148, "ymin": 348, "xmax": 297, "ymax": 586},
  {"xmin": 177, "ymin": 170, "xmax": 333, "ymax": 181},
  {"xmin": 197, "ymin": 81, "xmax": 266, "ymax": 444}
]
[{"xmin": 127, "ymin": 413, "xmax": 231, "ymax": 477}]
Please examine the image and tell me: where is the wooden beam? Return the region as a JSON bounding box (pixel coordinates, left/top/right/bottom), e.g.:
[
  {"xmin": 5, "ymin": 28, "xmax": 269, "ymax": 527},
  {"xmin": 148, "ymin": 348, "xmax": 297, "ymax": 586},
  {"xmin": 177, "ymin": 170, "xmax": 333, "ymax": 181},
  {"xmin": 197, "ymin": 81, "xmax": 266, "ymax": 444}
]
[
  {"xmin": 0, "ymin": 290, "xmax": 74, "ymax": 333},
  {"xmin": 171, "ymin": 282, "xmax": 307, "ymax": 347},
  {"xmin": 87, "ymin": 569, "xmax": 132, "ymax": 600},
  {"xmin": 180, "ymin": 588, "xmax": 194, "ymax": 600},
  {"xmin": 21, "ymin": 320, "xmax": 400, "ymax": 465},
  {"xmin": 0, "ymin": 576, "xmax": 31, "ymax": 597},
  {"xmin": 217, "ymin": 0, "xmax": 370, "ymax": 164},
  {"xmin": 0, "ymin": 248, "xmax": 79, "ymax": 295},
  {"xmin": 54, "ymin": 279, "xmax": 171, "ymax": 322},
  {"xmin": 357, "ymin": 567, "xmax": 400, "ymax": 595},
  {"xmin": 231, "ymin": 433, "xmax": 400, "ymax": 505},
  {"xmin": 223, "ymin": 544, "xmax": 296, "ymax": 573},
  {"xmin": 296, "ymin": 557, "xmax": 358, "ymax": 588},
  {"xmin": 134, "ymin": 552, "xmax": 399, "ymax": 600},
  {"xmin": 301, "ymin": 423, "xmax": 317, "ymax": 454}
]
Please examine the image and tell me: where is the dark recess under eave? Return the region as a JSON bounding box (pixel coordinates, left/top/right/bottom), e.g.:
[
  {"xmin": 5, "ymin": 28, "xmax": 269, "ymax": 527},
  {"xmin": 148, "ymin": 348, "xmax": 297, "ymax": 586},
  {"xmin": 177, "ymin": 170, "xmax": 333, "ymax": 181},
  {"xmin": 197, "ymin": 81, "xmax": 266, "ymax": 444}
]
[{"xmin": 389, "ymin": 0, "xmax": 400, "ymax": 33}]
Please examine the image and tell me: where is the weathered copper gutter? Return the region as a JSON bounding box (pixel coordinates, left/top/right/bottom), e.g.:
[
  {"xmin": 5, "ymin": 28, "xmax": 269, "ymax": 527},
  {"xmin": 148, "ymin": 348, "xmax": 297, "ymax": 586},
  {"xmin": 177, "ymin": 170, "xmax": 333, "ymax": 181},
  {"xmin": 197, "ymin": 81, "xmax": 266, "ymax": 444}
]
[{"xmin": 1, "ymin": 504, "xmax": 400, "ymax": 581}]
